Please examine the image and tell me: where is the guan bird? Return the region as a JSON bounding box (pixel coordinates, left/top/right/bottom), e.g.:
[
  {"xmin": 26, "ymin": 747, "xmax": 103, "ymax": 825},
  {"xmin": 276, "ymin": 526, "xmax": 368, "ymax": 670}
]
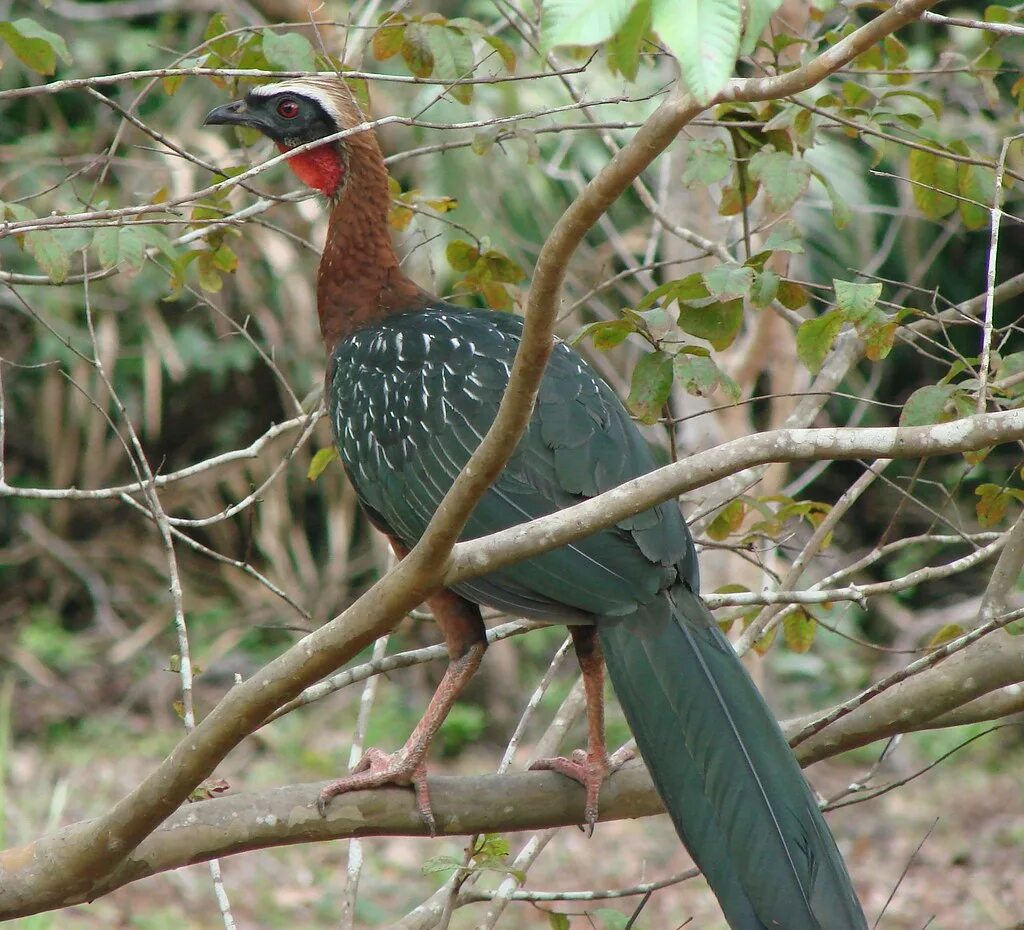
[{"xmin": 205, "ymin": 77, "xmax": 867, "ymax": 930}]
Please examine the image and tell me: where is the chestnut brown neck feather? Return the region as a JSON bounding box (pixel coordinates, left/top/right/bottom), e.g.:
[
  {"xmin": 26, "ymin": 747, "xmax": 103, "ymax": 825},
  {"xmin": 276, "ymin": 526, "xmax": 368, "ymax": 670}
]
[{"xmin": 317, "ymin": 124, "xmax": 431, "ymax": 355}]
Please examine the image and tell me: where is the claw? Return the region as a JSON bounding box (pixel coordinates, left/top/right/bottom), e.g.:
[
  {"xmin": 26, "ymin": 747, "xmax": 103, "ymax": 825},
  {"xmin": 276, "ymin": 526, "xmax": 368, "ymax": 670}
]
[
  {"xmin": 316, "ymin": 748, "xmax": 436, "ymax": 832},
  {"xmin": 530, "ymin": 746, "xmax": 634, "ymax": 833}
]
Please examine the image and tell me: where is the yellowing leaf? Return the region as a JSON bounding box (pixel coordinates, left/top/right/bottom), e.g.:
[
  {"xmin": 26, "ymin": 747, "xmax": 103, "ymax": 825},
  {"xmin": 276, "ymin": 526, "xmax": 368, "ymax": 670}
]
[
  {"xmin": 707, "ymin": 499, "xmax": 746, "ymax": 540},
  {"xmin": 783, "ymin": 608, "xmax": 817, "ymax": 653},
  {"xmin": 307, "ymin": 446, "xmax": 340, "ymax": 481},
  {"xmin": 0, "ymin": 19, "xmax": 72, "ymax": 75}
]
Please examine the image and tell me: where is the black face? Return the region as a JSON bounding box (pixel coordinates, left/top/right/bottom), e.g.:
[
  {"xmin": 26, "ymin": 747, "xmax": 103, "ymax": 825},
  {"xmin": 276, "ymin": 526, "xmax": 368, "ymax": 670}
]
[{"xmin": 204, "ymin": 90, "xmax": 337, "ymax": 148}]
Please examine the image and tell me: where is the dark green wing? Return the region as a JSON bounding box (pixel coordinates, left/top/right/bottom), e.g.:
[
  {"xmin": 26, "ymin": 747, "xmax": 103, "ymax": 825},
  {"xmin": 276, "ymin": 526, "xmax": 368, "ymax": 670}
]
[{"xmin": 329, "ymin": 305, "xmax": 696, "ymax": 621}]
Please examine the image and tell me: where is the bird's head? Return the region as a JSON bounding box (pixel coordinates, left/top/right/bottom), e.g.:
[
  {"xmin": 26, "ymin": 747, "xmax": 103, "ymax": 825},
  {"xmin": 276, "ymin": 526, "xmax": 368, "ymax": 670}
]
[{"xmin": 204, "ymin": 78, "xmax": 368, "ymax": 199}]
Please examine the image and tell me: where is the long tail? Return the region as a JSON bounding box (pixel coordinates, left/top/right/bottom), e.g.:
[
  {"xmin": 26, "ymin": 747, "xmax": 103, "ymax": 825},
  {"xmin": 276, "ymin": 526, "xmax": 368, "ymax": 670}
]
[{"xmin": 598, "ymin": 583, "xmax": 867, "ymax": 930}]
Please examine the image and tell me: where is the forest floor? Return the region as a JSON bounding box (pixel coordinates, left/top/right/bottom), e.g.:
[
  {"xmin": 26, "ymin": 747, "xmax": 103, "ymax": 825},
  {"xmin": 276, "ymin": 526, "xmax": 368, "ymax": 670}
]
[{"xmin": 4, "ymin": 707, "xmax": 1022, "ymax": 930}]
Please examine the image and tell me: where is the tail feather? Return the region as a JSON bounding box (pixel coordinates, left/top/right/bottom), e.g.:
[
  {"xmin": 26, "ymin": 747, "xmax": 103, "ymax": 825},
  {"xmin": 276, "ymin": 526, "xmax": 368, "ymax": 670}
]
[{"xmin": 598, "ymin": 583, "xmax": 867, "ymax": 930}]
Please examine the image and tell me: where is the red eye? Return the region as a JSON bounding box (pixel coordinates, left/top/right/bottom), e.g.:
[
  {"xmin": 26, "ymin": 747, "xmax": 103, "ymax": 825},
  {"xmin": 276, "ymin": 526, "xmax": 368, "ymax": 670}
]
[{"xmin": 277, "ymin": 98, "xmax": 300, "ymax": 119}]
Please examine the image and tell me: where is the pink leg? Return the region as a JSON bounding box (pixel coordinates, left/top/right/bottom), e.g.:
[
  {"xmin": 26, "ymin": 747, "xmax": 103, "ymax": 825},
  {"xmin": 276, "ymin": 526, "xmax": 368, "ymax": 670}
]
[
  {"xmin": 530, "ymin": 626, "xmax": 634, "ymax": 833},
  {"xmin": 317, "ymin": 553, "xmax": 487, "ymax": 834},
  {"xmin": 317, "ymin": 640, "xmax": 485, "ymax": 831}
]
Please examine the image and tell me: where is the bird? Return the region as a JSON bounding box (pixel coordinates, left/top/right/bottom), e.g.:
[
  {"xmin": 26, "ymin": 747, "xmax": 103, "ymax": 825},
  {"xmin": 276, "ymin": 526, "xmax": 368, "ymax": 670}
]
[{"xmin": 205, "ymin": 76, "xmax": 868, "ymax": 930}]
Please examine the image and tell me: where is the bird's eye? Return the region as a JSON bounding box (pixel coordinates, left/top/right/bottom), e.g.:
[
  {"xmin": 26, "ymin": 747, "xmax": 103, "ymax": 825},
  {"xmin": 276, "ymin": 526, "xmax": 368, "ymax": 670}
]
[{"xmin": 277, "ymin": 98, "xmax": 300, "ymax": 119}]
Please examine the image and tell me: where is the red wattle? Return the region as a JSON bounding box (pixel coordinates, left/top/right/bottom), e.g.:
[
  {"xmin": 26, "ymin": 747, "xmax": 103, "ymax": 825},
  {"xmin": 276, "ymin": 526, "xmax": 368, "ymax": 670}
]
[{"xmin": 276, "ymin": 142, "xmax": 344, "ymax": 196}]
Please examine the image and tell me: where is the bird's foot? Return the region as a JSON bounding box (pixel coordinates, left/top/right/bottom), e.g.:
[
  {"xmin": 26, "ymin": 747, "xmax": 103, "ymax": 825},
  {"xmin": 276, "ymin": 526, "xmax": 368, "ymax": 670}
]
[
  {"xmin": 317, "ymin": 748, "xmax": 435, "ymax": 833},
  {"xmin": 529, "ymin": 746, "xmax": 634, "ymax": 834}
]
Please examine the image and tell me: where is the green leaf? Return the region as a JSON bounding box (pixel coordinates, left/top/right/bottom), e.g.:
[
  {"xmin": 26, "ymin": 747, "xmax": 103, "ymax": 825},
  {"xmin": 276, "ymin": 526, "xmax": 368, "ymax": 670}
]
[
  {"xmin": 926, "ymin": 623, "xmax": 965, "ymax": 649},
  {"xmin": 681, "ymin": 138, "xmax": 732, "ymax": 188},
  {"xmin": 783, "ymin": 608, "xmax": 817, "ymax": 653},
  {"xmin": 976, "ymin": 484, "xmax": 1011, "ymax": 528},
  {"xmin": 94, "ymin": 226, "xmax": 121, "ymax": 268},
  {"xmin": 776, "ymin": 280, "xmax": 807, "ymax": 310},
  {"xmin": 627, "ymin": 350, "xmax": 674, "ymax": 424},
  {"xmin": 747, "ymin": 268, "xmax": 778, "ymax": 307},
  {"xmin": 674, "ymin": 351, "xmax": 740, "ymax": 400},
  {"xmin": 402, "ymin": 22, "xmax": 435, "ymax": 78},
  {"xmin": 541, "ymin": 0, "xmax": 636, "ymax": 49},
  {"xmin": 483, "ymin": 250, "xmax": 524, "ymax": 283},
  {"xmin": 0, "ymin": 19, "xmax": 72, "ymax": 75},
  {"xmin": 427, "ymin": 24, "xmax": 476, "ymax": 104},
  {"xmin": 576, "ymin": 319, "xmax": 636, "ymax": 349},
  {"xmin": 471, "ymin": 129, "xmax": 498, "ymax": 156},
  {"xmin": 446, "ymin": 239, "xmax": 480, "ymax": 271},
  {"xmin": 636, "ymin": 273, "xmax": 708, "ymax": 312},
  {"xmin": 748, "ymin": 147, "xmax": 811, "ymax": 212},
  {"xmin": 475, "ymin": 833, "xmax": 511, "ymax": 862},
  {"xmin": 421, "ymin": 854, "xmax": 462, "ymax": 876},
  {"xmin": 833, "ymin": 278, "xmax": 882, "ymax": 323},
  {"xmin": 957, "ymin": 161, "xmax": 995, "ymax": 231},
  {"xmin": 678, "ymin": 298, "xmax": 744, "ymax": 350},
  {"xmin": 481, "ymin": 34, "xmax": 517, "ymax": 72},
  {"xmin": 707, "ymin": 499, "xmax": 746, "ymax": 540},
  {"xmin": 704, "ymin": 264, "xmax": 753, "ymax": 300},
  {"xmin": 262, "ymin": 30, "xmax": 316, "ymax": 72},
  {"xmin": 307, "ymin": 446, "xmax": 339, "ymax": 481},
  {"xmin": 762, "ymin": 219, "xmax": 804, "ymax": 253},
  {"xmin": 628, "ymin": 306, "xmax": 673, "ymax": 341},
  {"xmin": 606, "ymin": 0, "xmax": 650, "ymax": 80},
  {"xmin": 25, "ymin": 229, "xmax": 74, "ymax": 283},
  {"xmin": 899, "ymin": 384, "xmax": 955, "ymax": 427},
  {"xmin": 740, "ymin": 0, "xmax": 783, "ymax": 56},
  {"xmin": 196, "ymin": 250, "xmax": 222, "ymax": 292},
  {"xmin": 95, "ymin": 225, "xmax": 146, "ymax": 272},
  {"xmin": 548, "ymin": 914, "xmax": 571, "ymax": 930},
  {"xmin": 593, "ymin": 907, "xmax": 630, "ymax": 930},
  {"xmin": 814, "ymin": 170, "xmax": 852, "ymax": 230},
  {"xmin": 654, "ymin": 0, "xmax": 741, "ymax": 103},
  {"xmin": 796, "ymin": 310, "xmax": 843, "ymax": 374},
  {"xmin": 908, "ymin": 148, "xmax": 957, "ymax": 219}
]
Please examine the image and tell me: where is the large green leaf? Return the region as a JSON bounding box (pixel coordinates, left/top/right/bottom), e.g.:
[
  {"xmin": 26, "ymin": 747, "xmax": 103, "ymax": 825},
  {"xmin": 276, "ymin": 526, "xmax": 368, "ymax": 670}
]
[
  {"xmin": 748, "ymin": 147, "xmax": 811, "ymax": 213},
  {"xmin": 740, "ymin": 0, "xmax": 783, "ymax": 56},
  {"xmin": 427, "ymin": 25, "xmax": 476, "ymax": 103},
  {"xmin": 262, "ymin": 30, "xmax": 316, "ymax": 71},
  {"xmin": 677, "ymin": 298, "xmax": 744, "ymax": 350},
  {"xmin": 0, "ymin": 19, "xmax": 71, "ymax": 75},
  {"xmin": 899, "ymin": 384, "xmax": 955, "ymax": 427},
  {"xmin": 606, "ymin": 0, "xmax": 651, "ymax": 80},
  {"xmin": 541, "ymin": 0, "xmax": 636, "ymax": 49},
  {"xmin": 653, "ymin": 0, "xmax": 741, "ymax": 103}
]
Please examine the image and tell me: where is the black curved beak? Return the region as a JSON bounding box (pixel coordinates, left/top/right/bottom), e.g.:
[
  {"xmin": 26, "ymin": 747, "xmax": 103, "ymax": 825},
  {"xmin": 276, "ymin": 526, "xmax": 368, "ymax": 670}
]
[{"xmin": 203, "ymin": 99, "xmax": 267, "ymax": 131}]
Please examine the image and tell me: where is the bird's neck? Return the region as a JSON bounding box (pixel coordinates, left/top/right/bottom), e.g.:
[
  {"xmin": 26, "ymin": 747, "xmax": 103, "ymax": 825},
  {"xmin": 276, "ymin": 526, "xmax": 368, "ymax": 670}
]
[{"xmin": 316, "ymin": 139, "xmax": 431, "ymax": 355}]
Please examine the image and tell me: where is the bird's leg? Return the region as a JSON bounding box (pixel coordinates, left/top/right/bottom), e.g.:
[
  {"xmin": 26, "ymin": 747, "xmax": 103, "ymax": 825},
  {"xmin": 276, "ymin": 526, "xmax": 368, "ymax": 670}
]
[
  {"xmin": 529, "ymin": 625, "xmax": 634, "ymax": 833},
  {"xmin": 317, "ymin": 583, "xmax": 486, "ymax": 834}
]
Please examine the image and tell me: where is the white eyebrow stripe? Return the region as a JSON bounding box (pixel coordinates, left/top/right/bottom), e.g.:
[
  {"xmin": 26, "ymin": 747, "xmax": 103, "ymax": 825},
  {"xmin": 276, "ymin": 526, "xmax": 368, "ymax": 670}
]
[{"xmin": 249, "ymin": 81, "xmax": 343, "ymax": 124}]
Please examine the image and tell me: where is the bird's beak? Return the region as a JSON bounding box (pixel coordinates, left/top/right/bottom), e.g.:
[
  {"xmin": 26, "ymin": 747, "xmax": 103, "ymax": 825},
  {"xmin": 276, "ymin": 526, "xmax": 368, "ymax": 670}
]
[{"xmin": 203, "ymin": 99, "xmax": 267, "ymax": 132}]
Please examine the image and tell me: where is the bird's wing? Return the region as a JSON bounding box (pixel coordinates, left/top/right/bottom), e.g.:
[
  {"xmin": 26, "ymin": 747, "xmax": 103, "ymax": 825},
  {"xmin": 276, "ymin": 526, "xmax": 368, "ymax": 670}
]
[{"xmin": 329, "ymin": 306, "xmax": 696, "ymax": 620}]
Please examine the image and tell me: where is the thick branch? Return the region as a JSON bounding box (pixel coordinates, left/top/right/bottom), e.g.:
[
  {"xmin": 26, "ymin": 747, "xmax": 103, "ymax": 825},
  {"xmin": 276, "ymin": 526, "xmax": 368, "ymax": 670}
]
[{"xmin": 16, "ymin": 639, "xmax": 1023, "ymax": 916}]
